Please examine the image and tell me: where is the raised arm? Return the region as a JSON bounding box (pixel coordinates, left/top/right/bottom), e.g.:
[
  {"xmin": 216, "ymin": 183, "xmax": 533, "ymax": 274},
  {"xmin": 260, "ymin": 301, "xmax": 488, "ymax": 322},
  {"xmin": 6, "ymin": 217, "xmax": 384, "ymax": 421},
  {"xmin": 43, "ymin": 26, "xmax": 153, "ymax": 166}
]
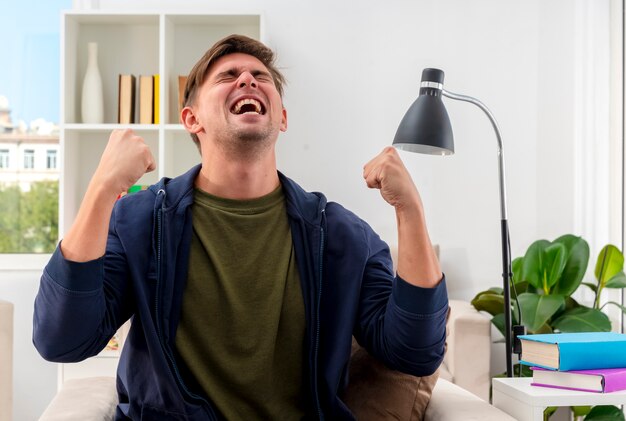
[
  {"xmin": 359, "ymin": 146, "xmax": 447, "ymax": 376},
  {"xmin": 61, "ymin": 129, "xmax": 155, "ymax": 262},
  {"xmin": 363, "ymin": 146, "xmax": 441, "ymax": 286}
]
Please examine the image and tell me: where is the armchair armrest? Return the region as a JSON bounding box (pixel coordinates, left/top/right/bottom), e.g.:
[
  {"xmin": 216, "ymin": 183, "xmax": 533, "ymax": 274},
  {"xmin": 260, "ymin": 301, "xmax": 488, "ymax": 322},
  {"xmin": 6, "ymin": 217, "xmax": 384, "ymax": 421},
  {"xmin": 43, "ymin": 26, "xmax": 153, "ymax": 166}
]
[
  {"xmin": 0, "ymin": 300, "xmax": 13, "ymax": 421},
  {"xmin": 425, "ymin": 379, "xmax": 515, "ymax": 420},
  {"xmin": 39, "ymin": 377, "xmax": 117, "ymax": 421},
  {"xmin": 444, "ymin": 299, "xmax": 491, "ymax": 401}
]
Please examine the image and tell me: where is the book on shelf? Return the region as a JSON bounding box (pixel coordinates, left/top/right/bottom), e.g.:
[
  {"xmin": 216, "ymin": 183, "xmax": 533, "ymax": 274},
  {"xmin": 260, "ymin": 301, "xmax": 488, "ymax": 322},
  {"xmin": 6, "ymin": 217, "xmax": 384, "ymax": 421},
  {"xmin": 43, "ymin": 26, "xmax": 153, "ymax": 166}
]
[
  {"xmin": 519, "ymin": 332, "xmax": 626, "ymax": 371},
  {"xmin": 117, "ymin": 184, "xmax": 148, "ymax": 200},
  {"xmin": 138, "ymin": 75, "xmax": 154, "ymax": 124},
  {"xmin": 531, "ymin": 366, "xmax": 626, "ymax": 393},
  {"xmin": 178, "ymin": 75, "xmax": 188, "ymax": 117},
  {"xmin": 153, "ymin": 74, "xmax": 160, "ymax": 124},
  {"xmin": 118, "ymin": 74, "xmax": 136, "ymax": 124}
]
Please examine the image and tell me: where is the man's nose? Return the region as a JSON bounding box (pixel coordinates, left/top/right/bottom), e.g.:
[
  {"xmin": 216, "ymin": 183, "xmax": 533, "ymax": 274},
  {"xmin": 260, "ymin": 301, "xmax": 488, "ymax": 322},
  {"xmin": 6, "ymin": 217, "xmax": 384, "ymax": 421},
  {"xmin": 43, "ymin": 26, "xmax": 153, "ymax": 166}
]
[{"xmin": 238, "ymin": 72, "xmax": 257, "ymax": 89}]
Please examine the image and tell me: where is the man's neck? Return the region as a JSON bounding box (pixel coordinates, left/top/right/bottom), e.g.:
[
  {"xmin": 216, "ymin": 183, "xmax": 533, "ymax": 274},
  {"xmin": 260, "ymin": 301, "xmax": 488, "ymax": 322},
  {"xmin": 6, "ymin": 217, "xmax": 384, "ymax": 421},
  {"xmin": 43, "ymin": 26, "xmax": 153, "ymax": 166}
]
[{"xmin": 195, "ymin": 146, "xmax": 280, "ymax": 200}]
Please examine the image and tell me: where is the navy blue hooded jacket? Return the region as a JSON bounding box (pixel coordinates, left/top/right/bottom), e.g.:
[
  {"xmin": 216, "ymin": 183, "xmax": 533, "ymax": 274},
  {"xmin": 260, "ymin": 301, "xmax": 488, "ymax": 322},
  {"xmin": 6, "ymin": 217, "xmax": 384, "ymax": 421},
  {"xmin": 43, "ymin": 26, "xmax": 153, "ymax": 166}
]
[{"xmin": 33, "ymin": 165, "xmax": 448, "ymax": 420}]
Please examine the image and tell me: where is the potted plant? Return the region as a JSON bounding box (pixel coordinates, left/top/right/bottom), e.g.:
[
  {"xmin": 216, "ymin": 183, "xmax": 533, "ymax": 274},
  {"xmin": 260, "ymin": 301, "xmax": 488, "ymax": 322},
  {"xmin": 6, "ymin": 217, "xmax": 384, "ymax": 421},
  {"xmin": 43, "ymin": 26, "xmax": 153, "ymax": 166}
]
[{"xmin": 472, "ymin": 234, "xmax": 626, "ymax": 420}]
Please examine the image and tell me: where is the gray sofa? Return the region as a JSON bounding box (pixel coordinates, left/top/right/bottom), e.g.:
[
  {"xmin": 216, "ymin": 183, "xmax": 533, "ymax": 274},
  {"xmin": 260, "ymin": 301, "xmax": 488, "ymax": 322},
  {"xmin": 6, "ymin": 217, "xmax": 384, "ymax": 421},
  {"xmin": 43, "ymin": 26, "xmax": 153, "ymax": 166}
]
[{"xmin": 39, "ymin": 299, "xmax": 513, "ymax": 420}]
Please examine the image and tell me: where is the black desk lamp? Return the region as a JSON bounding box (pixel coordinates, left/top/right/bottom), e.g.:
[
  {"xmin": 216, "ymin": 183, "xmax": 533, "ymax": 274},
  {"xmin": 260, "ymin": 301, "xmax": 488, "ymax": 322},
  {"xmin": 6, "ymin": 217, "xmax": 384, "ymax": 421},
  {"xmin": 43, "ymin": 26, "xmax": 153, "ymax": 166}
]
[{"xmin": 392, "ymin": 68, "xmax": 514, "ymax": 377}]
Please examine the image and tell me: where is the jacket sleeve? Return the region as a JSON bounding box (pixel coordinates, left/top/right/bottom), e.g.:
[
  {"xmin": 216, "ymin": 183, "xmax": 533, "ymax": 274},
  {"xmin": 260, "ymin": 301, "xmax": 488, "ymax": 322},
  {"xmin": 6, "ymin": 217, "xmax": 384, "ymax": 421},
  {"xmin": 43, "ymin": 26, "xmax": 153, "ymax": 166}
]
[
  {"xmin": 354, "ymin": 222, "xmax": 448, "ymax": 377},
  {"xmin": 33, "ymin": 206, "xmax": 134, "ymax": 363}
]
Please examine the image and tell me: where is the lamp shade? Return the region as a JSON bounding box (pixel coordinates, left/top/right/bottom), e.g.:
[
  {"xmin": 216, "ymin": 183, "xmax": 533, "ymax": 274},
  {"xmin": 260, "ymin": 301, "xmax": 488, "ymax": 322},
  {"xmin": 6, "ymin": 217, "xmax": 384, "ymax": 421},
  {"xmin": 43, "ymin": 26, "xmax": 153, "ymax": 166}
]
[{"xmin": 392, "ymin": 68, "xmax": 455, "ymax": 155}]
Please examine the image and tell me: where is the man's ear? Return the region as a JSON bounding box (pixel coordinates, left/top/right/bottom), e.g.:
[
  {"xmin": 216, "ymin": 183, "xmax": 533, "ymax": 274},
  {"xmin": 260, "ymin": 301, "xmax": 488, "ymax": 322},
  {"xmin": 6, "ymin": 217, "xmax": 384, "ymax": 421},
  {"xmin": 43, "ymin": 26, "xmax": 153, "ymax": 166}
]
[
  {"xmin": 280, "ymin": 107, "xmax": 288, "ymax": 132},
  {"xmin": 181, "ymin": 106, "xmax": 202, "ymax": 134}
]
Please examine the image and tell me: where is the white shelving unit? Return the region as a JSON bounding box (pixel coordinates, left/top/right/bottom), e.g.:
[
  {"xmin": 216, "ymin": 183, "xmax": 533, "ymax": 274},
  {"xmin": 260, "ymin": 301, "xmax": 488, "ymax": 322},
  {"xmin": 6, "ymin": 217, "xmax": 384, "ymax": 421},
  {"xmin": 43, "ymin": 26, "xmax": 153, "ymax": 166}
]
[{"xmin": 58, "ymin": 10, "xmax": 263, "ymax": 387}]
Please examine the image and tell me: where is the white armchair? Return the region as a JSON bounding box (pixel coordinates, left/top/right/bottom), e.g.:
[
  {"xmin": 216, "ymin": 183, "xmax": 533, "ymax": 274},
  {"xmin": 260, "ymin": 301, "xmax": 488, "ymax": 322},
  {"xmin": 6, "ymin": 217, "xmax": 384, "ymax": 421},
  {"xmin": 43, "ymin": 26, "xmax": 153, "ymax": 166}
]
[
  {"xmin": 0, "ymin": 300, "xmax": 13, "ymax": 421},
  {"xmin": 425, "ymin": 300, "xmax": 511, "ymax": 420},
  {"xmin": 39, "ymin": 299, "xmax": 512, "ymax": 420},
  {"xmin": 438, "ymin": 299, "xmax": 492, "ymax": 401}
]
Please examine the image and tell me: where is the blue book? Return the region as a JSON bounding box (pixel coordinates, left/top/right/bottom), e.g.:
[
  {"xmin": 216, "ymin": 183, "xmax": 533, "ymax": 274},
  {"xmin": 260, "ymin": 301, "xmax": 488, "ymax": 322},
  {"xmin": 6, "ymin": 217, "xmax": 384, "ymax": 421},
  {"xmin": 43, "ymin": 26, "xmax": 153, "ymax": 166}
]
[{"xmin": 519, "ymin": 332, "xmax": 626, "ymax": 371}]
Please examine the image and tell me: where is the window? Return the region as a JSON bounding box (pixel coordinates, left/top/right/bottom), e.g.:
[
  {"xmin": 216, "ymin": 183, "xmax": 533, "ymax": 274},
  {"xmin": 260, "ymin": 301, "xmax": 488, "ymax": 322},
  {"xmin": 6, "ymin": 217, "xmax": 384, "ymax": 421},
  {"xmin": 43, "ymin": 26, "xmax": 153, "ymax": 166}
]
[
  {"xmin": 23, "ymin": 149, "xmax": 34, "ymax": 169},
  {"xmin": 0, "ymin": 0, "xmax": 70, "ymax": 254},
  {"xmin": 46, "ymin": 149, "xmax": 57, "ymax": 169},
  {"xmin": 0, "ymin": 149, "xmax": 8, "ymax": 168}
]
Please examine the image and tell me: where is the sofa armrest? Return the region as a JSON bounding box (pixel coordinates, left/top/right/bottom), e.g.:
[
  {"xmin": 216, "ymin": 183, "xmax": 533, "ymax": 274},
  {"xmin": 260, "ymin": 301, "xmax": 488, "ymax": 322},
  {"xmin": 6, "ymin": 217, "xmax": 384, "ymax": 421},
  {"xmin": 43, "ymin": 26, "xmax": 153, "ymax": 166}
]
[
  {"xmin": 444, "ymin": 299, "xmax": 491, "ymax": 401},
  {"xmin": 39, "ymin": 377, "xmax": 117, "ymax": 421},
  {"xmin": 425, "ymin": 379, "xmax": 515, "ymax": 421},
  {"xmin": 0, "ymin": 300, "xmax": 13, "ymax": 421}
]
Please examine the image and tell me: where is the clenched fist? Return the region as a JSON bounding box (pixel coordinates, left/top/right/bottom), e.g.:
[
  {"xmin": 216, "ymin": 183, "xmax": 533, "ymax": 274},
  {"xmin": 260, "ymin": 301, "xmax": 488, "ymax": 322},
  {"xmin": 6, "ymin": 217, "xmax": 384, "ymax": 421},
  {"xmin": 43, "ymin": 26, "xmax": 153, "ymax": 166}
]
[
  {"xmin": 93, "ymin": 129, "xmax": 156, "ymax": 196},
  {"xmin": 363, "ymin": 146, "xmax": 422, "ymax": 212}
]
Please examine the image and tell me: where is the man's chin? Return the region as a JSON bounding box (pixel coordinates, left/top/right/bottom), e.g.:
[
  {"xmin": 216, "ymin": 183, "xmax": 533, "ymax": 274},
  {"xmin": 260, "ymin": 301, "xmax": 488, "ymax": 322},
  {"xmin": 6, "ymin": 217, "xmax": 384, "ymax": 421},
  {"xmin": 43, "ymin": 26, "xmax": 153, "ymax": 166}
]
[
  {"xmin": 231, "ymin": 125, "xmax": 278, "ymax": 143},
  {"xmin": 234, "ymin": 130, "xmax": 271, "ymax": 143}
]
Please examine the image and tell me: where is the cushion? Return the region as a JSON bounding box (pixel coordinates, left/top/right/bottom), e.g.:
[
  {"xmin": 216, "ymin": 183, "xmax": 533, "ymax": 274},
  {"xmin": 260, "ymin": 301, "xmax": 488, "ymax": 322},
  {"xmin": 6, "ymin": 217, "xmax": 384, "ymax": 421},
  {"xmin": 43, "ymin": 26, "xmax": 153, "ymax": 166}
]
[
  {"xmin": 341, "ymin": 338, "xmax": 440, "ymax": 421},
  {"xmin": 39, "ymin": 377, "xmax": 117, "ymax": 421}
]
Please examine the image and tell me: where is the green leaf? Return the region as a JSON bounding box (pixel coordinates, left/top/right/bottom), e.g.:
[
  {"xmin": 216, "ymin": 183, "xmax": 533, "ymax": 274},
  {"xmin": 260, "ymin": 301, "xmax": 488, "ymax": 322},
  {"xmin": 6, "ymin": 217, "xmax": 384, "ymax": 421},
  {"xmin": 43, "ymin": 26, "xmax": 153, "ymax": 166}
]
[
  {"xmin": 582, "ymin": 282, "xmax": 598, "ymax": 293},
  {"xmin": 563, "ymin": 296, "xmax": 581, "ymax": 311},
  {"xmin": 584, "ymin": 405, "xmax": 625, "ymax": 421},
  {"xmin": 553, "ymin": 235, "xmax": 590, "ymax": 296},
  {"xmin": 523, "ymin": 240, "xmax": 551, "ymax": 290},
  {"xmin": 517, "ymin": 293, "xmax": 564, "ymax": 332},
  {"xmin": 471, "ymin": 291, "xmax": 504, "ymax": 316},
  {"xmin": 571, "ymin": 406, "xmax": 592, "ymax": 417},
  {"xmin": 543, "ymin": 406, "xmax": 558, "ymax": 419},
  {"xmin": 534, "ymin": 323, "xmax": 553, "ymax": 334},
  {"xmin": 543, "ymin": 243, "xmax": 567, "ymax": 290},
  {"xmin": 605, "ymin": 272, "xmax": 626, "ymax": 288},
  {"xmin": 488, "ymin": 287, "xmax": 504, "ymax": 294},
  {"xmin": 512, "ymin": 257, "xmax": 524, "ymax": 284},
  {"xmin": 552, "ymin": 307, "xmax": 611, "ymax": 332},
  {"xmin": 595, "ymin": 245, "xmax": 624, "ymax": 288},
  {"xmin": 491, "ymin": 313, "xmax": 506, "ymax": 338},
  {"xmin": 511, "ymin": 280, "xmax": 529, "ymax": 295},
  {"xmin": 492, "ymin": 311, "xmax": 520, "ymax": 338}
]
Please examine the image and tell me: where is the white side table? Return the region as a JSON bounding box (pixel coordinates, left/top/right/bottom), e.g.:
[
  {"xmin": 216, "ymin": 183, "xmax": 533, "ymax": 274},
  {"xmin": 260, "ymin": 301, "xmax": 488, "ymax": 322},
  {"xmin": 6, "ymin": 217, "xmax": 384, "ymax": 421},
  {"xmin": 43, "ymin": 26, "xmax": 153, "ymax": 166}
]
[{"xmin": 492, "ymin": 378, "xmax": 626, "ymax": 421}]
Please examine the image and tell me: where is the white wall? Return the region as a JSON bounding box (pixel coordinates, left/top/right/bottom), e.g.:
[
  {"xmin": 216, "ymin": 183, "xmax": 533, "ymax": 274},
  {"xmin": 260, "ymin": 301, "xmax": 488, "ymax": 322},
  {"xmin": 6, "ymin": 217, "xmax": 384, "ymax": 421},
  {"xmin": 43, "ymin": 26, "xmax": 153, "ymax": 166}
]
[{"xmin": 3, "ymin": 0, "xmax": 616, "ymax": 419}]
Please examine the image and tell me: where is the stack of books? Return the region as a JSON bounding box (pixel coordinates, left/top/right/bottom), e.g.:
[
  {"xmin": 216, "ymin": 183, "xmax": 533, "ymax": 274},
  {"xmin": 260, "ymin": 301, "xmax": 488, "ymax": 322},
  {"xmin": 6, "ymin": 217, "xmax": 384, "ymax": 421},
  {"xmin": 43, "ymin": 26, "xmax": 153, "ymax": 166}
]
[
  {"xmin": 116, "ymin": 74, "xmax": 187, "ymax": 124},
  {"xmin": 519, "ymin": 332, "xmax": 626, "ymax": 393}
]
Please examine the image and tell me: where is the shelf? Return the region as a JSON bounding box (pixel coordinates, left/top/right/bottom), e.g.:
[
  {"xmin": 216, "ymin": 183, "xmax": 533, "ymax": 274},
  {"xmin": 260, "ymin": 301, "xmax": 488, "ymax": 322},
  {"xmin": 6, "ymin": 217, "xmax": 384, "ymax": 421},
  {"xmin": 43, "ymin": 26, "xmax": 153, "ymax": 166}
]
[
  {"xmin": 163, "ymin": 124, "xmax": 185, "ymax": 131},
  {"xmin": 64, "ymin": 123, "xmax": 159, "ymax": 132},
  {"xmin": 63, "ymin": 12, "xmax": 160, "ymax": 125}
]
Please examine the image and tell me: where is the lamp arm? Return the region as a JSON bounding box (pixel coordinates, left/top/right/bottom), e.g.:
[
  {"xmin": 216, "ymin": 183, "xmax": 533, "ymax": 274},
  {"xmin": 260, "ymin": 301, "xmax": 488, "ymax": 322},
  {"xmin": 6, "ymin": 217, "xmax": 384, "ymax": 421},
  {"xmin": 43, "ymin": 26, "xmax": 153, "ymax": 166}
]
[
  {"xmin": 442, "ymin": 88, "xmax": 515, "ymax": 378},
  {"xmin": 442, "ymin": 89, "xmax": 507, "ymax": 220}
]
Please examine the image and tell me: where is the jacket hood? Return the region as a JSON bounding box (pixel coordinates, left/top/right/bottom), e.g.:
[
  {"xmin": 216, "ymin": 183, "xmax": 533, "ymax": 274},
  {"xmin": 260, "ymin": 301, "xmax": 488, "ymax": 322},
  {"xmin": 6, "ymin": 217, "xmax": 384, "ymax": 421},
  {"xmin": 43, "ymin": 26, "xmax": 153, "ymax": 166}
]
[
  {"xmin": 278, "ymin": 172, "xmax": 327, "ymax": 226},
  {"xmin": 148, "ymin": 165, "xmax": 199, "ymax": 211},
  {"xmin": 149, "ymin": 164, "xmax": 327, "ymax": 224}
]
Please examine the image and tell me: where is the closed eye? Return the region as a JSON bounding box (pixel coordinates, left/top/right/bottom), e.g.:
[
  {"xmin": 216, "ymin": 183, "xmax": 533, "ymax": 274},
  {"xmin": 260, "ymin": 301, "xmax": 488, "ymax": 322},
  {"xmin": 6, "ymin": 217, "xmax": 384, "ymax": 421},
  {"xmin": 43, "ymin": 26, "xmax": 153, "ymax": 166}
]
[
  {"xmin": 213, "ymin": 68, "xmax": 274, "ymax": 84},
  {"xmin": 215, "ymin": 70, "xmax": 238, "ymax": 82},
  {"xmin": 252, "ymin": 71, "xmax": 273, "ymax": 83}
]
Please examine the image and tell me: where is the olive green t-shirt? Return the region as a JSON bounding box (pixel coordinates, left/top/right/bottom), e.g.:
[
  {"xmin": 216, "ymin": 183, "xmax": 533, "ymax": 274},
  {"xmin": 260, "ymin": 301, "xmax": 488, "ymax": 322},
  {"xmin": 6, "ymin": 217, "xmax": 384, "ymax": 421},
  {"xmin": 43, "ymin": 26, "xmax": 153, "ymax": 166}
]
[{"xmin": 175, "ymin": 186, "xmax": 307, "ymax": 420}]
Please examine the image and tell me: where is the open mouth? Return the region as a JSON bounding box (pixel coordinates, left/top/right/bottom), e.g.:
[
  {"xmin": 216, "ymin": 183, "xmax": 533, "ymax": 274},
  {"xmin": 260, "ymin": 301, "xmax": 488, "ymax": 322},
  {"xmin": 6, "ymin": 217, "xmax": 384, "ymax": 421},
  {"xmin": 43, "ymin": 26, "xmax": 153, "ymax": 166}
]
[{"xmin": 230, "ymin": 98, "xmax": 266, "ymax": 115}]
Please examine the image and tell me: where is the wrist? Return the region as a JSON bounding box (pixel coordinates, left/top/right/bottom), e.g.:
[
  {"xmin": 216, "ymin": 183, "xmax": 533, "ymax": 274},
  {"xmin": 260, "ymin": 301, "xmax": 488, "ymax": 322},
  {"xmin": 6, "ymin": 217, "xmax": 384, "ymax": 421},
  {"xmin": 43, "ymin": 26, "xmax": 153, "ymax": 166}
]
[
  {"xmin": 86, "ymin": 175, "xmax": 125, "ymax": 205},
  {"xmin": 395, "ymin": 197, "xmax": 424, "ymax": 221}
]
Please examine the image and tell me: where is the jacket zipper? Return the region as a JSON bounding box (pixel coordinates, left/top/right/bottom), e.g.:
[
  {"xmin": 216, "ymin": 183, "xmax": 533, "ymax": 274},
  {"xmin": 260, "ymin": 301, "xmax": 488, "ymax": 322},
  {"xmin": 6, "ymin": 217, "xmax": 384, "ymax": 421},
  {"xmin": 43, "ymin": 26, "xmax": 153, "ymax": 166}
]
[
  {"xmin": 154, "ymin": 193, "xmax": 217, "ymax": 420},
  {"xmin": 314, "ymin": 209, "xmax": 326, "ymax": 420}
]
